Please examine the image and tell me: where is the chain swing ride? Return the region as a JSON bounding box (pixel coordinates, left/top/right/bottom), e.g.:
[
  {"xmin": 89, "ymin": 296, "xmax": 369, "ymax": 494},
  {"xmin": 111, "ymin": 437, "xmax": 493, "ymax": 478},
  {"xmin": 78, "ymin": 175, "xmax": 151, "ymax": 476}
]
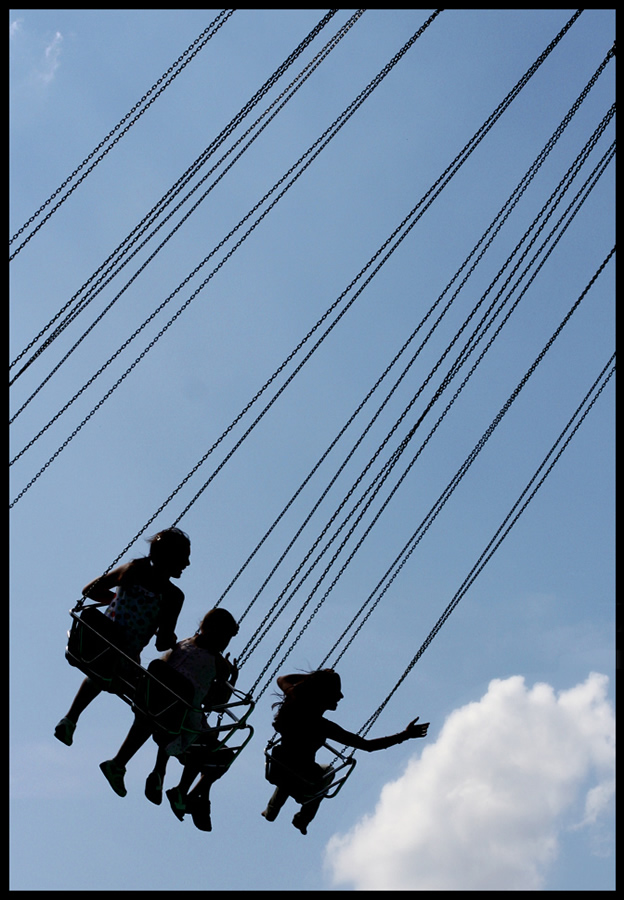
[{"xmin": 9, "ymin": 9, "xmax": 614, "ymax": 825}]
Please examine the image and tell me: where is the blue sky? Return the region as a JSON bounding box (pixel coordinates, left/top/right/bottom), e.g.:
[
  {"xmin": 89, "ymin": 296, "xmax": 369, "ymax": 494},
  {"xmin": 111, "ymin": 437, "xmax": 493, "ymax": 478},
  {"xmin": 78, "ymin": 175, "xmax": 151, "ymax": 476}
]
[{"xmin": 10, "ymin": 9, "xmax": 614, "ymax": 891}]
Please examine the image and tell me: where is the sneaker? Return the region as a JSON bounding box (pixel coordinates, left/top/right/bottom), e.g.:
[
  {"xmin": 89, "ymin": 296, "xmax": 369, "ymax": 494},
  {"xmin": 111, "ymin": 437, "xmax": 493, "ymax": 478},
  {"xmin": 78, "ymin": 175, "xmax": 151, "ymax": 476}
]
[
  {"xmin": 145, "ymin": 771, "xmax": 163, "ymax": 806},
  {"xmin": 292, "ymin": 812, "xmax": 308, "ymax": 835},
  {"xmin": 190, "ymin": 796, "xmax": 212, "ymax": 832},
  {"xmin": 54, "ymin": 717, "xmax": 76, "ymax": 746},
  {"xmin": 99, "ymin": 759, "xmax": 127, "ymax": 797},
  {"xmin": 166, "ymin": 786, "xmax": 186, "ymax": 821}
]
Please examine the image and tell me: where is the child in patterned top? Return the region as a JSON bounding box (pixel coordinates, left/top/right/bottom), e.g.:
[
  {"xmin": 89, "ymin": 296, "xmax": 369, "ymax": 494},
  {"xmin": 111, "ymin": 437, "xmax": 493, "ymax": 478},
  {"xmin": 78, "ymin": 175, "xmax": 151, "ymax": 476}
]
[{"xmin": 54, "ymin": 527, "xmax": 191, "ymax": 747}]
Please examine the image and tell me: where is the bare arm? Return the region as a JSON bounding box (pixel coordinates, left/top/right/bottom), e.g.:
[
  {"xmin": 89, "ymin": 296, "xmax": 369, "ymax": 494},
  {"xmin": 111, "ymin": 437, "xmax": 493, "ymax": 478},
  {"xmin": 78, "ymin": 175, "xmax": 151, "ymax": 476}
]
[
  {"xmin": 204, "ymin": 653, "xmax": 239, "ymax": 707},
  {"xmin": 325, "ymin": 717, "xmax": 430, "ymax": 752},
  {"xmin": 155, "ymin": 584, "xmax": 184, "ymax": 651},
  {"xmin": 82, "ymin": 565, "xmax": 127, "ymax": 602}
]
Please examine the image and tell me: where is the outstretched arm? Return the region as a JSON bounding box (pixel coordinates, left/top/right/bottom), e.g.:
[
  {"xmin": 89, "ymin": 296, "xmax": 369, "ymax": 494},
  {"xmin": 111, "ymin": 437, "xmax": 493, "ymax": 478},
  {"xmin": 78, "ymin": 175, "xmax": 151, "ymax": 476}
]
[{"xmin": 325, "ymin": 717, "xmax": 429, "ymax": 752}]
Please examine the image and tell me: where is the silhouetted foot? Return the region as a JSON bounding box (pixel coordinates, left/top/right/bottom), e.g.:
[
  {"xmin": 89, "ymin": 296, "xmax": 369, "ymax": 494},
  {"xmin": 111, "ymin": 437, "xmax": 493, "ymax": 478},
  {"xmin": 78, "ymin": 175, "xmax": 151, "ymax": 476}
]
[
  {"xmin": 100, "ymin": 759, "xmax": 127, "ymax": 797},
  {"xmin": 292, "ymin": 812, "xmax": 308, "ymax": 835},
  {"xmin": 145, "ymin": 771, "xmax": 163, "ymax": 805},
  {"xmin": 54, "ymin": 717, "xmax": 76, "ymax": 746},
  {"xmin": 190, "ymin": 796, "xmax": 212, "ymax": 832},
  {"xmin": 166, "ymin": 786, "xmax": 186, "ymax": 820}
]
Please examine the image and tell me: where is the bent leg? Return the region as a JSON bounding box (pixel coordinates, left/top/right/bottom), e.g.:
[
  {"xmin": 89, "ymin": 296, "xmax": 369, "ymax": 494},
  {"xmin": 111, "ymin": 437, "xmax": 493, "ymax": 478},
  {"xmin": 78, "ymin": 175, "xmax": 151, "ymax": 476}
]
[
  {"xmin": 145, "ymin": 746, "xmax": 171, "ymax": 805},
  {"xmin": 112, "ymin": 713, "xmax": 153, "ymax": 767},
  {"xmin": 66, "ymin": 676, "xmax": 103, "ymax": 721},
  {"xmin": 165, "ymin": 758, "xmax": 202, "ymax": 822},
  {"xmin": 292, "ymin": 765, "xmax": 335, "ymax": 835},
  {"xmin": 182, "ymin": 748, "xmax": 236, "ymax": 832},
  {"xmin": 262, "ymin": 785, "xmax": 290, "ymax": 822},
  {"xmin": 152, "ymin": 746, "xmax": 171, "ymax": 780},
  {"xmin": 55, "ymin": 677, "xmax": 103, "ymax": 745},
  {"xmin": 99, "ymin": 713, "xmax": 153, "ymax": 797}
]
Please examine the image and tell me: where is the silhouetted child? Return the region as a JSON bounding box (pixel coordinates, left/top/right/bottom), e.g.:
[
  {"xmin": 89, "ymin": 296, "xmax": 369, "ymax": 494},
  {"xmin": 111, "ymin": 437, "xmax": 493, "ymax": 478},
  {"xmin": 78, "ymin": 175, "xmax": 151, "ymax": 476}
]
[
  {"xmin": 54, "ymin": 527, "xmax": 191, "ymax": 746},
  {"xmin": 99, "ymin": 608, "xmax": 239, "ymax": 833},
  {"xmin": 262, "ymin": 669, "xmax": 429, "ymax": 834}
]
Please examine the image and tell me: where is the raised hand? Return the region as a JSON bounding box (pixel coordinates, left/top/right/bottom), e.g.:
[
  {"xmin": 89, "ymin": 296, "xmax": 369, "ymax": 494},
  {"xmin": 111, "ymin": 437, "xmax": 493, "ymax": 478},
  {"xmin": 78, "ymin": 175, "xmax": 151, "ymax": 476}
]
[{"xmin": 404, "ymin": 717, "xmax": 429, "ymax": 739}]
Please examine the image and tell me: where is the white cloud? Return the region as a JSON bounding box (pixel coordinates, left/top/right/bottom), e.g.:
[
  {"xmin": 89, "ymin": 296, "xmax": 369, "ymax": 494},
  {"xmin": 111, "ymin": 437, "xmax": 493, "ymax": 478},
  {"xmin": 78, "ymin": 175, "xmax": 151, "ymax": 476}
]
[
  {"xmin": 9, "ymin": 22, "xmax": 64, "ymax": 88},
  {"xmin": 324, "ymin": 673, "xmax": 614, "ymax": 891},
  {"xmin": 38, "ymin": 31, "xmax": 63, "ymax": 84}
]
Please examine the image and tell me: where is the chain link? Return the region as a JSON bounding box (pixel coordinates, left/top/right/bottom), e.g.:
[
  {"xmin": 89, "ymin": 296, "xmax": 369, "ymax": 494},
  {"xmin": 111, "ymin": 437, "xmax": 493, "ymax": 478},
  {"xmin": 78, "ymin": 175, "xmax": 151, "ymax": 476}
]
[
  {"xmin": 10, "ymin": 11, "xmax": 442, "ymax": 509},
  {"xmin": 9, "ymin": 12, "xmax": 363, "ymax": 406},
  {"xmin": 246, "ymin": 145, "xmax": 615, "ymax": 701},
  {"xmin": 214, "ymin": 43, "xmax": 615, "ymax": 633},
  {"xmin": 360, "ymin": 344, "xmax": 615, "ymax": 737},
  {"xmin": 10, "ymin": 8, "xmax": 339, "ymax": 373},
  {"xmin": 9, "ymin": 11, "xmax": 236, "ymax": 263}
]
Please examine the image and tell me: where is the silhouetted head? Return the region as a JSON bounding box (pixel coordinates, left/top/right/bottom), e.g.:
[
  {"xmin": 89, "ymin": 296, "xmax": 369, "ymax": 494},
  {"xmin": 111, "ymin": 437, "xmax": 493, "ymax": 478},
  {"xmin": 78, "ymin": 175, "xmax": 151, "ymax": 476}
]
[
  {"xmin": 304, "ymin": 669, "xmax": 343, "ymax": 711},
  {"xmin": 197, "ymin": 607, "xmax": 239, "ymax": 653},
  {"xmin": 273, "ymin": 668, "xmax": 344, "ymax": 733},
  {"xmin": 284, "ymin": 669, "xmax": 344, "ymax": 712},
  {"xmin": 148, "ymin": 528, "xmax": 191, "ymax": 578}
]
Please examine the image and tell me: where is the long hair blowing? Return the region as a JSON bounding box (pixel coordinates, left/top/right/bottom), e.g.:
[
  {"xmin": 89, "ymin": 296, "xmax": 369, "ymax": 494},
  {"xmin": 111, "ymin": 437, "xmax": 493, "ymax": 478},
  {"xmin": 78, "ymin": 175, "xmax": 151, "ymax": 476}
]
[{"xmin": 272, "ymin": 669, "xmax": 338, "ymax": 730}]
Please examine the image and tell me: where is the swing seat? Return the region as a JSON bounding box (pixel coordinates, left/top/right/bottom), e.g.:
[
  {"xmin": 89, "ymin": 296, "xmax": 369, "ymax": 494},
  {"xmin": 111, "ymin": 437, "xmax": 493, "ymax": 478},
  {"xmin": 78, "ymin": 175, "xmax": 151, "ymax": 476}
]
[
  {"xmin": 66, "ymin": 604, "xmax": 129, "ymax": 691},
  {"xmin": 134, "ymin": 663, "xmax": 255, "ymax": 771},
  {"xmin": 180, "ymin": 683, "xmax": 255, "ymax": 771},
  {"xmin": 133, "ymin": 658, "xmax": 196, "ymax": 738},
  {"xmin": 65, "ymin": 601, "xmax": 255, "ymax": 770},
  {"xmin": 264, "ymin": 736, "xmax": 356, "ymax": 805}
]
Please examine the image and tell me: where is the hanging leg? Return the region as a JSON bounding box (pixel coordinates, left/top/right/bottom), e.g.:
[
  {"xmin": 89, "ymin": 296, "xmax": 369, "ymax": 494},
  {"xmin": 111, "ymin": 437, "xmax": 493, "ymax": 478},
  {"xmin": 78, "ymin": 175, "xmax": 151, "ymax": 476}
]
[
  {"xmin": 54, "ymin": 677, "xmax": 102, "ymax": 745},
  {"xmin": 292, "ymin": 765, "xmax": 335, "ymax": 835},
  {"xmin": 145, "ymin": 746, "xmax": 171, "ymax": 805},
  {"xmin": 262, "ymin": 785, "xmax": 290, "ymax": 822},
  {"xmin": 185, "ymin": 747, "xmax": 236, "ymax": 832},
  {"xmin": 99, "ymin": 713, "xmax": 153, "ymax": 797},
  {"xmin": 165, "ymin": 757, "xmax": 202, "ymax": 822}
]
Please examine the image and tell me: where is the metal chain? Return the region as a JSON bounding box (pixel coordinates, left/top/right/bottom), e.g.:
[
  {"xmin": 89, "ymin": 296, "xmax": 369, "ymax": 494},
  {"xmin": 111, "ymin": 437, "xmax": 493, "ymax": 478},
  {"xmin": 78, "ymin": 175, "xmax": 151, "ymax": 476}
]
[
  {"xmin": 9, "ymin": 11, "xmax": 353, "ymax": 462},
  {"xmin": 19, "ymin": 0, "xmax": 574, "ymax": 469},
  {"xmin": 10, "ymin": 10, "xmax": 442, "ymax": 509},
  {"xmin": 327, "ymin": 149, "xmax": 615, "ymax": 667},
  {"xmin": 9, "ymin": 8, "xmax": 336, "ymax": 371},
  {"xmin": 245, "ymin": 103, "xmax": 616, "ymax": 663},
  {"xmin": 332, "ymin": 350, "xmax": 616, "ymax": 675},
  {"xmin": 213, "ymin": 44, "xmax": 615, "ymax": 624},
  {"xmin": 9, "ymin": 10, "xmax": 236, "ymax": 261},
  {"xmin": 11, "ymin": 10, "xmax": 336, "ymax": 374},
  {"xmin": 246, "ymin": 149, "xmax": 615, "ymax": 701},
  {"xmin": 360, "ymin": 348, "xmax": 615, "ymax": 738},
  {"xmin": 9, "ymin": 11, "xmax": 366, "ymax": 409},
  {"xmin": 162, "ymin": 7, "xmax": 585, "ymax": 637},
  {"xmin": 9, "ymin": 11, "xmax": 235, "ymax": 375},
  {"xmin": 13, "ymin": 10, "xmax": 594, "ymax": 665}
]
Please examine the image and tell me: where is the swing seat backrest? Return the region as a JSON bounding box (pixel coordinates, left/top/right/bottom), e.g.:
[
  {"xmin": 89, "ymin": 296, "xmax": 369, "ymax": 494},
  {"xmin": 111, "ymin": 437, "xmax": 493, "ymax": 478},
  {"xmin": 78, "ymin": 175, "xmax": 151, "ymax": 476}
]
[
  {"xmin": 134, "ymin": 658, "xmax": 195, "ymax": 737},
  {"xmin": 265, "ymin": 737, "xmax": 356, "ymax": 804},
  {"xmin": 174, "ymin": 684, "xmax": 256, "ymax": 772},
  {"xmin": 66, "ymin": 605, "xmax": 125, "ymax": 687}
]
